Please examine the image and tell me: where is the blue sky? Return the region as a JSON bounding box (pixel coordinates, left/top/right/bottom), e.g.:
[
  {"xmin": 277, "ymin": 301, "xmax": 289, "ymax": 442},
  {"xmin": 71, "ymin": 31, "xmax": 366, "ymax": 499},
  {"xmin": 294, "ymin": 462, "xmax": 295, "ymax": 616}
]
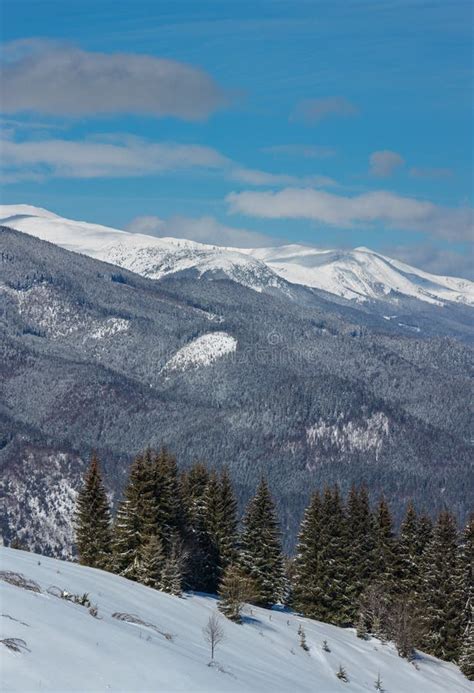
[{"xmin": 1, "ymin": 0, "xmax": 472, "ymax": 277}]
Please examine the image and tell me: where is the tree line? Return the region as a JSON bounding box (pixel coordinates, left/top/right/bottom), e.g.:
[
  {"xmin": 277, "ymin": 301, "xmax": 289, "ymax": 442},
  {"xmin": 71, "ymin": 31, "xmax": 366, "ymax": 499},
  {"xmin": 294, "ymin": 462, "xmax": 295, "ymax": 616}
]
[{"xmin": 74, "ymin": 448, "xmax": 473, "ymax": 680}]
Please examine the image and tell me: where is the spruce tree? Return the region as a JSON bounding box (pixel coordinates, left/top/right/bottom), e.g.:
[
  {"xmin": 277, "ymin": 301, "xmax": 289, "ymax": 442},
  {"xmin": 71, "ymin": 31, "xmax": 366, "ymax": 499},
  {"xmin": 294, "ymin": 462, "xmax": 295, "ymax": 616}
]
[
  {"xmin": 160, "ymin": 533, "xmax": 185, "ymax": 596},
  {"xmin": 346, "ymin": 485, "xmax": 376, "ymax": 620},
  {"xmin": 217, "ymin": 467, "xmax": 238, "ymax": 571},
  {"xmin": 139, "ymin": 534, "xmax": 165, "ymax": 589},
  {"xmin": 420, "ymin": 510, "xmax": 460, "ymax": 660},
  {"xmin": 292, "ymin": 491, "xmax": 322, "ymax": 617},
  {"xmin": 398, "ymin": 501, "xmax": 420, "ymax": 597},
  {"xmin": 112, "ymin": 451, "xmax": 158, "ymax": 580},
  {"xmin": 151, "ymin": 447, "xmax": 183, "ymax": 550},
  {"xmin": 374, "ymin": 496, "xmax": 397, "ymax": 590},
  {"xmin": 74, "ymin": 454, "xmax": 112, "ymax": 569},
  {"xmin": 315, "ymin": 486, "xmax": 351, "ymax": 626},
  {"xmin": 239, "ymin": 478, "xmax": 285, "ymax": 607}
]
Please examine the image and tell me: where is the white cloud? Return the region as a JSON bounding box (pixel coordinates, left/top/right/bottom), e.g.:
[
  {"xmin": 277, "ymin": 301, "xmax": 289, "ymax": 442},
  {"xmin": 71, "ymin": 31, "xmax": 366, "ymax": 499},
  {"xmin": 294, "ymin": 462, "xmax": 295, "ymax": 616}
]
[
  {"xmin": 126, "ymin": 215, "xmax": 274, "ymax": 247},
  {"xmin": 262, "ymin": 144, "xmax": 336, "ymax": 159},
  {"xmin": 0, "ymin": 133, "xmax": 338, "ymax": 190},
  {"xmin": 0, "ymin": 135, "xmax": 228, "ymax": 180},
  {"xmin": 369, "ymin": 150, "xmax": 405, "ymax": 177},
  {"xmin": 226, "ymin": 187, "xmax": 473, "ymax": 242},
  {"xmin": 291, "ymin": 97, "xmax": 358, "ymax": 124},
  {"xmin": 1, "ymin": 40, "xmax": 230, "ymax": 120}
]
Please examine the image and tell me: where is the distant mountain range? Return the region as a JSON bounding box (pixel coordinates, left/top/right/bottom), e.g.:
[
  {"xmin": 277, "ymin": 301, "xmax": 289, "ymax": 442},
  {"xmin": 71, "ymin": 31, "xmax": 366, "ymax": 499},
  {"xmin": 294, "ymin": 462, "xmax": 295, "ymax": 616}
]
[
  {"xmin": 1, "ymin": 204, "xmax": 472, "ymax": 308},
  {"xmin": 0, "ymin": 206, "xmax": 472, "ymax": 556}
]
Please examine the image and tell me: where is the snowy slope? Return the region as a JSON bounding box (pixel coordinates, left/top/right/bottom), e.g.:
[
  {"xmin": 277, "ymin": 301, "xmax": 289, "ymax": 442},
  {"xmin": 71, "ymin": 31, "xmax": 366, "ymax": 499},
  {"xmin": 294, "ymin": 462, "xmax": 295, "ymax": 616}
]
[
  {"xmin": 1, "ymin": 204, "xmax": 473, "ymax": 306},
  {"xmin": 163, "ymin": 332, "xmax": 237, "ymax": 373},
  {"xmin": 1, "ymin": 548, "xmax": 471, "ymax": 693},
  {"xmin": 241, "ymin": 245, "xmax": 474, "ymax": 306}
]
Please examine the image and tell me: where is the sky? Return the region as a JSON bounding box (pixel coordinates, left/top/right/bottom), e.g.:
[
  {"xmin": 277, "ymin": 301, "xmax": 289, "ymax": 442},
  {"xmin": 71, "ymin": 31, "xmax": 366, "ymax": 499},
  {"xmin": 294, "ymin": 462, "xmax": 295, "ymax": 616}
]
[{"xmin": 0, "ymin": 0, "xmax": 473, "ymax": 278}]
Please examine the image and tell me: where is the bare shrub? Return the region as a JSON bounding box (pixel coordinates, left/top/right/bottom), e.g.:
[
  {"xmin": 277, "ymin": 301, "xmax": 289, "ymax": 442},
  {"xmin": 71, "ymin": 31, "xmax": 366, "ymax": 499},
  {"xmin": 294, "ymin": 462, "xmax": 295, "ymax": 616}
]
[
  {"xmin": 1, "ymin": 638, "xmax": 30, "ymax": 653},
  {"xmin": 0, "ymin": 571, "xmax": 41, "ymax": 593},
  {"xmin": 203, "ymin": 612, "xmax": 225, "ymax": 661},
  {"xmin": 111, "ymin": 612, "xmax": 173, "ymax": 640}
]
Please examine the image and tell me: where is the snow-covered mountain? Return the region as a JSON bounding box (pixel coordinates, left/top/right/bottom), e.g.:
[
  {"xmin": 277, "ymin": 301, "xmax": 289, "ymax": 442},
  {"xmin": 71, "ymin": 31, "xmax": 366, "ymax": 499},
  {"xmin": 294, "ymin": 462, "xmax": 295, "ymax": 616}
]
[
  {"xmin": 1, "ymin": 547, "xmax": 470, "ymax": 693},
  {"xmin": 1, "ymin": 204, "xmax": 472, "ymax": 307}
]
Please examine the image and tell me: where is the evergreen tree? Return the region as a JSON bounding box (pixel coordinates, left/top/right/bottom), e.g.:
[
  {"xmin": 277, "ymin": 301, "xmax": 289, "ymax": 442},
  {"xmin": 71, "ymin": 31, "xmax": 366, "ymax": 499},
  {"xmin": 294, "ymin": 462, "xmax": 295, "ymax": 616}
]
[
  {"xmin": 315, "ymin": 486, "xmax": 351, "ymax": 626},
  {"xmin": 218, "ymin": 563, "xmax": 257, "ymax": 622},
  {"xmin": 292, "ymin": 491, "xmax": 322, "ymax": 617},
  {"xmin": 138, "ymin": 534, "xmax": 165, "ymax": 589},
  {"xmin": 112, "ymin": 451, "xmax": 158, "ymax": 580},
  {"xmin": 74, "ymin": 454, "xmax": 112, "ymax": 569},
  {"xmin": 216, "ymin": 467, "xmax": 238, "ymax": 571},
  {"xmin": 151, "ymin": 447, "xmax": 183, "ymax": 550},
  {"xmin": 374, "ymin": 496, "xmax": 397, "ymax": 590},
  {"xmin": 420, "ymin": 510, "xmax": 460, "ymax": 660},
  {"xmin": 239, "ymin": 478, "xmax": 285, "ymax": 607},
  {"xmin": 160, "ymin": 533, "xmax": 185, "ymax": 597},
  {"xmin": 346, "ymin": 485, "xmax": 376, "ymax": 619},
  {"xmin": 398, "ymin": 501, "xmax": 420, "ymax": 597}
]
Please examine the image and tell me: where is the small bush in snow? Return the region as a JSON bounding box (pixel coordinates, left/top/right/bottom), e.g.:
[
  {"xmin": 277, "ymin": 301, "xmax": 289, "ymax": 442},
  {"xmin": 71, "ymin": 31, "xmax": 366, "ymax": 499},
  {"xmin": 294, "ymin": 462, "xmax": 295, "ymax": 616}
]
[
  {"xmin": 322, "ymin": 639, "xmax": 331, "ymax": 652},
  {"xmin": 1, "ymin": 638, "xmax": 30, "ymax": 653},
  {"xmin": 336, "ymin": 664, "xmax": 349, "ymax": 682},
  {"xmin": 0, "ymin": 571, "xmax": 41, "ymax": 593}
]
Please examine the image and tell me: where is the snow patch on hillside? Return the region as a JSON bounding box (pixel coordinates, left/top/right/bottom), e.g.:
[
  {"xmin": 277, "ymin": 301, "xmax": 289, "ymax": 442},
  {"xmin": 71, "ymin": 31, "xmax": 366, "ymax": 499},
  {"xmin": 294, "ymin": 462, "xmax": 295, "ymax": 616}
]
[
  {"xmin": 0, "ymin": 549, "xmax": 470, "ymax": 693},
  {"xmin": 164, "ymin": 332, "xmax": 237, "ymax": 372},
  {"xmin": 1, "ymin": 283, "xmax": 129, "ymax": 340},
  {"xmin": 306, "ymin": 412, "xmax": 389, "ymax": 460}
]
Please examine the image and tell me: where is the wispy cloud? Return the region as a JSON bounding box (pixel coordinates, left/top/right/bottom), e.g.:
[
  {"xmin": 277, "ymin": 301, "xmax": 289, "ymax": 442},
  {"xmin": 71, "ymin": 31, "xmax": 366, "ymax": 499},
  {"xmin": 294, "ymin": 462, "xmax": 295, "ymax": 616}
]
[
  {"xmin": 290, "ymin": 97, "xmax": 359, "ymax": 124},
  {"xmin": 385, "ymin": 244, "xmax": 473, "ymax": 280},
  {"xmin": 0, "ymin": 135, "xmax": 228, "ymax": 180},
  {"xmin": 262, "ymin": 144, "xmax": 336, "ymax": 159},
  {"xmin": 230, "ymin": 167, "xmax": 336, "ymax": 187},
  {"xmin": 1, "ymin": 39, "xmax": 231, "ymax": 120},
  {"xmin": 0, "ymin": 132, "xmax": 338, "ymax": 190},
  {"xmin": 226, "ymin": 187, "xmax": 473, "ymax": 242},
  {"xmin": 126, "ymin": 214, "xmax": 274, "ymax": 247},
  {"xmin": 409, "ymin": 167, "xmax": 454, "ymax": 179},
  {"xmin": 369, "ymin": 150, "xmax": 405, "ymax": 177}
]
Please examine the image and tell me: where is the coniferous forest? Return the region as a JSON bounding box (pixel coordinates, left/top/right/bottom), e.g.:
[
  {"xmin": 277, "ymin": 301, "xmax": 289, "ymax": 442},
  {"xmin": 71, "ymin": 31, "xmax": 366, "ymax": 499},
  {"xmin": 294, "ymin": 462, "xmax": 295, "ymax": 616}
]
[{"xmin": 74, "ymin": 449, "xmax": 473, "ymax": 680}]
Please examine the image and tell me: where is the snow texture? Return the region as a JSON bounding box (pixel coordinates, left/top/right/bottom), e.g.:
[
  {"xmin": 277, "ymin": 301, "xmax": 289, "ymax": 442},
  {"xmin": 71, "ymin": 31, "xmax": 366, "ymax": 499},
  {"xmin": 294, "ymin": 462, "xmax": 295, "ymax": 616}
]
[
  {"xmin": 163, "ymin": 332, "xmax": 237, "ymax": 372},
  {"xmin": 1, "ymin": 205, "xmax": 472, "ymax": 306},
  {"xmin": 0, "ymin": 548, "xmax": 471, "ymax": 692}
]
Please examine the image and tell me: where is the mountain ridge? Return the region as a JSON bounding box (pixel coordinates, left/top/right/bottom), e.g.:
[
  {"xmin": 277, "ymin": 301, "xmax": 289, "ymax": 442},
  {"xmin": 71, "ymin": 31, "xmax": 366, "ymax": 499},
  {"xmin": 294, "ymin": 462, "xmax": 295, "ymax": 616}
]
[{"xmin": 1, "ymin": 204, "xmax": 472, "ymax": 307}]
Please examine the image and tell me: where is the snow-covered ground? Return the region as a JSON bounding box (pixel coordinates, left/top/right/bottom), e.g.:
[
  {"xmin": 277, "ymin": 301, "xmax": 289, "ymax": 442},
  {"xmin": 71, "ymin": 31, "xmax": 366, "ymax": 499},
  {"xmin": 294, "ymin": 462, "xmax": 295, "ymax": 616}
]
[
  {"xmin": 0, "ymin": 548, "xmax": 471, "ymax": 692},
  {"xmin": 1, "ymin": 205, "xmax": 473, "ymax": 306},
  {"xmin": 163, "ymin": 332, "xmax": 237, "ymax": 373}
]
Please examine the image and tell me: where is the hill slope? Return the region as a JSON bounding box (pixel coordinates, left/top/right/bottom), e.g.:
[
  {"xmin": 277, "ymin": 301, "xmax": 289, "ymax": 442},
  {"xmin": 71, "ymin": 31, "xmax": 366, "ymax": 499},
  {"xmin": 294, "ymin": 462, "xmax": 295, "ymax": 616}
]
[{"xmin": 1, "ymin": 548, "xmax": 470, "ymax": 693}]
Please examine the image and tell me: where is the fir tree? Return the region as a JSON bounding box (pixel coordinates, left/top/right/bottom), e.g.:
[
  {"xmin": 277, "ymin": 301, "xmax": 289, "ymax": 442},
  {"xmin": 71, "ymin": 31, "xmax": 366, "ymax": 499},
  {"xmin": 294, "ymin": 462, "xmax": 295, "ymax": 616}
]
[
  {"xmin": 74, "ymin": 454, "xmax": 112, "ymax": 569},
  {"xmin": 374, "ymin": 496, "xmax": 397, "ymax": 591},
  {"xmin": 314, "ymin": 486, "xmax": 351, "ymax": 626},
  {"xmin": 160, "ymin": 533, "xmax": 186, "ymax": 597},
  {"xmin": 398, "ymin": 501, "xmax": 420, "ymax": 597},
  {"xmin": 239, "ymin": 478, "xmax": 285, "ymax": 607},
  {"xmin": 216, "ymin": 467, "xmax": 238, "ymax": 571},
  {"xmin": 151, "ymin": 447, "xmax": 183, "ymax": 549},
  {"xmin": 112, "ymin": 452, "xmax": 158, "ymax": 580},
  {"xmin": 138, "ymin": 534, "xmax": 165, "ymax": 589},
  {"xmin": 420, "ymin": 510, "xmax": 460, "ymax": 660},
  {"xmin": 292, "ymin": 491, "xmax": 322, "ymax": 617},
  {"xmin": 346, "ymin": 485, "xmax": 376, "ymax": 620}
]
